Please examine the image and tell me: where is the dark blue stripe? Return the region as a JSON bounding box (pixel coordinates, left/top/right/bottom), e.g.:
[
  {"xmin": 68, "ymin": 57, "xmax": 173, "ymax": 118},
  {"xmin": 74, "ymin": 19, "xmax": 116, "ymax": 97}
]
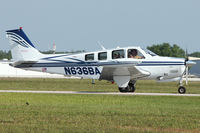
[
  {"xmin": 6, "ymin": 29, "xmax": 35, "ymax": 48},
  {"xmin": 8, "ymin": 33, "xmax": 30, "ymax": 48},
  {"xmin": 9, "ymin": 34, "xmax": 21, "ymax": 41},
  {"xmin": 11, "ymin": 39, "xmax": 29, "ymax": 48},
  {"xmin": 7, "ymin": 33, "xmax": 21, "ymax": 40},
  {"xmin": 137, "ymin": 63, "xmax": 184, "ymax": 66},
  {"xmin": 67, "ymin": 57, "xmax": 85, "ymax": 63},
  {"xmin": 142, "ymin": 61, "xmax": 184, "ymax": 63},
  {"xmin": 41, "ymin": 54, "xmax": 69, "ymax": 60},
  {"xmin": 15, "ymin": 61, "xmax": 185, "ymax": 68},
  {"xmin": 41, "ymin": 57, "xmax": 86, "ymax": 64},
  {"xmin": 41, "ymin": 59, "xmax": 97, "ymax": 64}
]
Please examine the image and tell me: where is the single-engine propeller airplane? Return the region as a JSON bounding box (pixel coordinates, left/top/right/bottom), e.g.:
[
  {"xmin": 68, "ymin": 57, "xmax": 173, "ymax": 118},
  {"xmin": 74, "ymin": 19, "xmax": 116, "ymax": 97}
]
[{"xmin": 6, "ymin": 28, "xmax": 196, "ymax": 94}]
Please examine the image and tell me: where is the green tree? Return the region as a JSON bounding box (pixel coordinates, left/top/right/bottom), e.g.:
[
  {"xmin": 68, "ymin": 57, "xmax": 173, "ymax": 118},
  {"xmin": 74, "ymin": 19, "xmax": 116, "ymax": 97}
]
[
  {"xmin": 147, "ymin": 43, "xmax": 185, "ymax": 58},
  {"xmin": 189, "ymin": 52, "xmax": 200, "ymax": 57},
  {"xmin": 171, "ymin": 44, "xmax": 185, "ymax": 57},
  {"xmin": 0, "ymin": 50, "xmax": 12, "ymax": 60}
]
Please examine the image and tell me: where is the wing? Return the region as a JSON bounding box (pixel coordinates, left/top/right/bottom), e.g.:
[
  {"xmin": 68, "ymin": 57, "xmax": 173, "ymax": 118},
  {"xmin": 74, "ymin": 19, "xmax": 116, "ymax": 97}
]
[
  {"xmin": 99, "ymin": 65, "xmax": 150, "ymax": 81},
  {"xmin": 99, "ymin": 62, "xmax": 150, "ymax": 88}
]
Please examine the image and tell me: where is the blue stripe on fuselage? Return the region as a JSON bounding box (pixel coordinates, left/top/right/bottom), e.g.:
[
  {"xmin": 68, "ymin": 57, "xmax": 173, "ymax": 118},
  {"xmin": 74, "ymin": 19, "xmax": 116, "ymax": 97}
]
[
  {"xmin": 142, "ymin": 61, "xmax": 184, "ymax": 64},
  {"xmin": 137, "ymin": 64, "xmax": 184, "ymax": 66},
  {"xmin": 15, "ymin": 60, "xmax": 185, "ymax": 68}
]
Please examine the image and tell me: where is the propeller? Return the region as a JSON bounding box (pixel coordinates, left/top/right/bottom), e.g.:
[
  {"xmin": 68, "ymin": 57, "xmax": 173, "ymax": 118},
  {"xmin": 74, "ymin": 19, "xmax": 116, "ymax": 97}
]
[
  {"xmin": 184, "ymin": 49, "xmax": 196, "ymax": 85},
  {"xmin": 185, "ymin": 48, "xmax": 188, "ymax": 61},
  {"xmin": 185, "ymin": 64, "xmax": 189, "ymax": 85},
  {"xmin": 185, "ymin": 49, "xmax": 188, "ymax": 85}
]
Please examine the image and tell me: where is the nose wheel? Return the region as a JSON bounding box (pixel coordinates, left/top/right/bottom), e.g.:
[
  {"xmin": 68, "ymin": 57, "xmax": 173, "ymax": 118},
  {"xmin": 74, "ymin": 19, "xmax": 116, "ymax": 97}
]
[{"xmin": 178, "ymin": 86, "xmax": 186, "ymax": 94}]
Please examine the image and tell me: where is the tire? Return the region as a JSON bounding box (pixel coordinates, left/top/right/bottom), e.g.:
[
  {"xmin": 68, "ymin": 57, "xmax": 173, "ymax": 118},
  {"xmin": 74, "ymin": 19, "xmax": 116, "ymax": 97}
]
[
  {"xmin": 119, "ymin": 87, "xmax": 127, "ymax": 93},
  {"xmin": 178, "ymin": 86, "xmax": 186, "ymax": 94},
  {"xmin": 128, "ymin": 83, "xmax": 136, "ymax": 92},
  {"xmin": 129, "ymin": 86, "xmax": 136, "ymax": 92},
  {"xmin": 118, "ymin": 83, "xmax": 136, "ymax": 93}
]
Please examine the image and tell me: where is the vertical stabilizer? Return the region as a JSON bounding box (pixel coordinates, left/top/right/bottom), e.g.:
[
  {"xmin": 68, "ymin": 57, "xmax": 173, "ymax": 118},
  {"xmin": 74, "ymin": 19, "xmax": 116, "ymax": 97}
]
[{"xmin": 6, "ymin": 27, "xmax": 43, "ymax": 62}]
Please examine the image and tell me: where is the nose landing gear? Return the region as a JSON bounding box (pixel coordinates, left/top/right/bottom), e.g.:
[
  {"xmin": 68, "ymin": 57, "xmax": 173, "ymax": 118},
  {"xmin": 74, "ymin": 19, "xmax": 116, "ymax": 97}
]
[
  {"xmin": 178, "ymin": 86, "xmax": 186, "ymax": 94},
  {"xmin": 178, "ymin": 78, "xmax": 186, "ymax": 94}
]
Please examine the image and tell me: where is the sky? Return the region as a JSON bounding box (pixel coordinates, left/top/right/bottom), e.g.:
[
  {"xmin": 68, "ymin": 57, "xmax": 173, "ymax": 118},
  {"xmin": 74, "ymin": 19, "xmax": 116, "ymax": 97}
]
[{"xmin": 1, "ymin": 0, "xmax": 200, "ymax": 53}]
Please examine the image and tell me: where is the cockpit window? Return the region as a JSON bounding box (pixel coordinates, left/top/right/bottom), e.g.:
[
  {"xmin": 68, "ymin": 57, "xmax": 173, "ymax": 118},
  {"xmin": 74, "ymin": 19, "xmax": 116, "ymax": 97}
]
[
  {"xmin": 143, "ymin": 48, "xmax": 157, "ymax": 56},
  {"xmin": 112, "ymin": 50, "xmax": 125, "ymax": 59},
  {"xmin": 127, "ymin": 49, "xmax": 145, "ymax": 59}
]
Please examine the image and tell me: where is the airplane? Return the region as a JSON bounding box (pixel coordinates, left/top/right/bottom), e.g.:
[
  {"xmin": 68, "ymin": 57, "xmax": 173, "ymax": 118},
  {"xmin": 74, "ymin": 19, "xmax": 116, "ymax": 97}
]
[{"xmin": 6, "ymin": 27, "xmax": 196, "ymax": 94}]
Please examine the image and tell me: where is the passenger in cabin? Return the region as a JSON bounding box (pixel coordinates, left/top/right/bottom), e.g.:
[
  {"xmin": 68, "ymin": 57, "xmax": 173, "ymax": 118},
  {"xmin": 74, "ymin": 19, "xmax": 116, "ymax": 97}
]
[
  {"xmin": 113, "ymin": 53, "xmax": 120, "ymax": 59},
  {"xmin": 128, "ymin": 49, "xmax": 142, "ymax": 59}
]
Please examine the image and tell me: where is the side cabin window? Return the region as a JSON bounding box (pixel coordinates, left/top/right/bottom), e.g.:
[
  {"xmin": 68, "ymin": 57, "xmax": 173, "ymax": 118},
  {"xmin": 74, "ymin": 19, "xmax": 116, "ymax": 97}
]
[
  {"xmin": 85, "ymin": 53, "xmax": 94, "ymax": 61},
  {"xmin": 112, "ymin": 50, "xmax": 125, "ymax": 59},
  {"xmin": 98, "ymin": 52, "xmax": 107, "ymax": 60},
  {"xmin": 127, "ymin": 49, "xmax": 145, "ymax": 59}
]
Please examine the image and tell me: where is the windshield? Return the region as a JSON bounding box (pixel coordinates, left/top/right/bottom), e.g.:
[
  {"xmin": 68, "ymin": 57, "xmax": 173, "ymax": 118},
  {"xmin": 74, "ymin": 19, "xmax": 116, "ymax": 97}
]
[{"xmin": 142, "ymin": 48, "xmax": 158, "ymax": 56}]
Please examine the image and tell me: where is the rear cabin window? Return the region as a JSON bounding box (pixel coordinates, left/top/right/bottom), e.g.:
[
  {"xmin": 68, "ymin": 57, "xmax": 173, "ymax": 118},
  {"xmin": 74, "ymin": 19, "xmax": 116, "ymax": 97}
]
[
  {"xmin": 112, "ymin": 50, "xmax": 125, "ymax": 59},
  {"xmin": 98, "ymin": 52, "xmax": 107, "ymax": 60},
  {"xmin": 85, "ymin": 54, "xmax": 94, "ymax": 61}
]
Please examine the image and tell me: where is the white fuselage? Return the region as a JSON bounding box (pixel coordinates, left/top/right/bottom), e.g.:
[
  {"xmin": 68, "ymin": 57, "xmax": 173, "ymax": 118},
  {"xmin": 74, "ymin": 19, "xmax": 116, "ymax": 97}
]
[{"xmin": 22, "ymin": 46, "xmax": 185, "ymax": 82}]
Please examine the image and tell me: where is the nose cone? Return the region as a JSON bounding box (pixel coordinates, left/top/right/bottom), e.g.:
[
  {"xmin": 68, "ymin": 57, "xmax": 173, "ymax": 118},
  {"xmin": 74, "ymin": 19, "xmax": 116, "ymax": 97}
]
[{"xmin": 186, "ymin": 60, "xmax": 196, "ymax": 67}]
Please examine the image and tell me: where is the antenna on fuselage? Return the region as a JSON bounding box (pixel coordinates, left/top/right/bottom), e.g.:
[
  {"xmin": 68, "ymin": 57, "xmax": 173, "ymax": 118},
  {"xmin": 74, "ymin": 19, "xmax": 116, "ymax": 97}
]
[
  {"xmin": 98, "ymin": 42, "xmax": 106, "ymax": 50},
  {"xmin": 53, "ymin": 43, "xmax": 56, "ymax": 54}
]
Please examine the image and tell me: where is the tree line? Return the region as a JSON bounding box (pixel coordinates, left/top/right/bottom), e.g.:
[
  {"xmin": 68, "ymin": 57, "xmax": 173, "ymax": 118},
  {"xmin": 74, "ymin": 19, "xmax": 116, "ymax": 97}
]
[
  {"xmin": 147, "ymin": 43, "xmax": 185, "ymax": 58},
  {"xmin": 147, "ymin": 43, "xmax": 200, "ymax": 58},
  {"xmin": 0, "ymin": 43, "xmax": 199, "ymax": 60}
]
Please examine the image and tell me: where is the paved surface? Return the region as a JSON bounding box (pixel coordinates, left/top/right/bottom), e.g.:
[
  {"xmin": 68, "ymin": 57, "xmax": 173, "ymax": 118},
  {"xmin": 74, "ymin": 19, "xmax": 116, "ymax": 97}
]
[{"xmin": 0, "ymin": 90, "xmax": 200, "ymax": 96}]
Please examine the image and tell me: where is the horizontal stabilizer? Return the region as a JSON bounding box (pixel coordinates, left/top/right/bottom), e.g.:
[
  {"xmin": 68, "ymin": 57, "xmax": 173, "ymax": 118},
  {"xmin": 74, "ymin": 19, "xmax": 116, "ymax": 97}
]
[{"xmin": 9, "ymin": 60, "xmax": 38, "ymax": 68}]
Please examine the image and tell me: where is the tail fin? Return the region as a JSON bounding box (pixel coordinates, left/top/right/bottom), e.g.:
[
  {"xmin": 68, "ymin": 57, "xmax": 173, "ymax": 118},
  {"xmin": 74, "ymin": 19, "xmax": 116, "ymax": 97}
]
[{"xmin": 6, "ymin": 27, "xmax": 43, "ymax": 62}]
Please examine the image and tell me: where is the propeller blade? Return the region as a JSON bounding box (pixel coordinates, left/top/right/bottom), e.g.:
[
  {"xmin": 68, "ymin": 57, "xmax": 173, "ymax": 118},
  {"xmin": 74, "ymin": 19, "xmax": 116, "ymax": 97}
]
[
  {"xmin": 186, "ymin": 66, "xmax": 188, "ymax": 85},
  {"xmin": 185, "ymin": 48, "xmax": 188, "ymax": 61},
  {"xmin": 185, "ymin": 60, "xmax": 196, "ymax": 85}
]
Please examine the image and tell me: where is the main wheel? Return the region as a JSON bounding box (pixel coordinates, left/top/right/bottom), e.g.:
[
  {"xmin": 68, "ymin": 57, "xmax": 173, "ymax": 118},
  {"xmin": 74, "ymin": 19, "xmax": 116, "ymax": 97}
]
[
  {"xmin": 178, "ymin": 86, "xmax": 186, "ymax": 94},
  {"xmin": 118, "ymin": 82, "xmax": 136, "ymax": 93},
  {"xmin": 128, "ymin": 83, "xmax": 136, "ymax": 92},
  {"xmin": 118, "ymin": 87, "xmax": 127, "ymax": 93}
]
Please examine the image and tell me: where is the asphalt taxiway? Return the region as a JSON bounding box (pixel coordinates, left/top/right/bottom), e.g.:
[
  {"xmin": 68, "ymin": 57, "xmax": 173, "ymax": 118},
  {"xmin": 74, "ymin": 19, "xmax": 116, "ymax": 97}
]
[{"xmin": 0, "ymin": 90, "xmax": 200, "ymax": 96}]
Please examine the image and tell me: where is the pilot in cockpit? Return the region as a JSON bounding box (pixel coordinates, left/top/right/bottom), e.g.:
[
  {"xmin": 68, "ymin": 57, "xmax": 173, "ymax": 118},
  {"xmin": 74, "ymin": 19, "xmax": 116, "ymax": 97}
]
[{"xmin": 128, "ymin": 49, "xmax": 142, "ymax": 59}]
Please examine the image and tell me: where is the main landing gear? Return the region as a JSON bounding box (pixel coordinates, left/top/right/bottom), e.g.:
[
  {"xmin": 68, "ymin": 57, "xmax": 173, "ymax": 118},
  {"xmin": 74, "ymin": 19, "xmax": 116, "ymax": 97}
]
[{"xmin": 118, "ymin": 81, "xmax": 136, "ymax": 93}]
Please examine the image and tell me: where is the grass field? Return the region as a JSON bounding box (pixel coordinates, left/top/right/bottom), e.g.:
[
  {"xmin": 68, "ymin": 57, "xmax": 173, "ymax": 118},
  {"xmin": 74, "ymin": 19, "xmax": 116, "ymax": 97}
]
[
  {"xmin": 0, "ymin": 78, "xmax": 200, "ymax": 94},
  {"xmin": 0, "ymin": 93, "xmax": 200, "ymax": 133},
  {"xmin": 0, "ymin": 78, "xmax": 200, "ymax": 132}
]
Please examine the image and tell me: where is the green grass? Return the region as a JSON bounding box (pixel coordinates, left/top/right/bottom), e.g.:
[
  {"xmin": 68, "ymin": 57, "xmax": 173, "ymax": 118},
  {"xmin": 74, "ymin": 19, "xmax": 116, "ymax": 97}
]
[
  {"xmin": 0, "ymin": 78, "xmax": 200, "ymax": 94},
  {"xmin": 0, "ymin": 78, "xmax": 200, "ymax": 132},
  {"xmin": 0, "ymin": 93, "xmax": 200, "ymax": 133}
]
